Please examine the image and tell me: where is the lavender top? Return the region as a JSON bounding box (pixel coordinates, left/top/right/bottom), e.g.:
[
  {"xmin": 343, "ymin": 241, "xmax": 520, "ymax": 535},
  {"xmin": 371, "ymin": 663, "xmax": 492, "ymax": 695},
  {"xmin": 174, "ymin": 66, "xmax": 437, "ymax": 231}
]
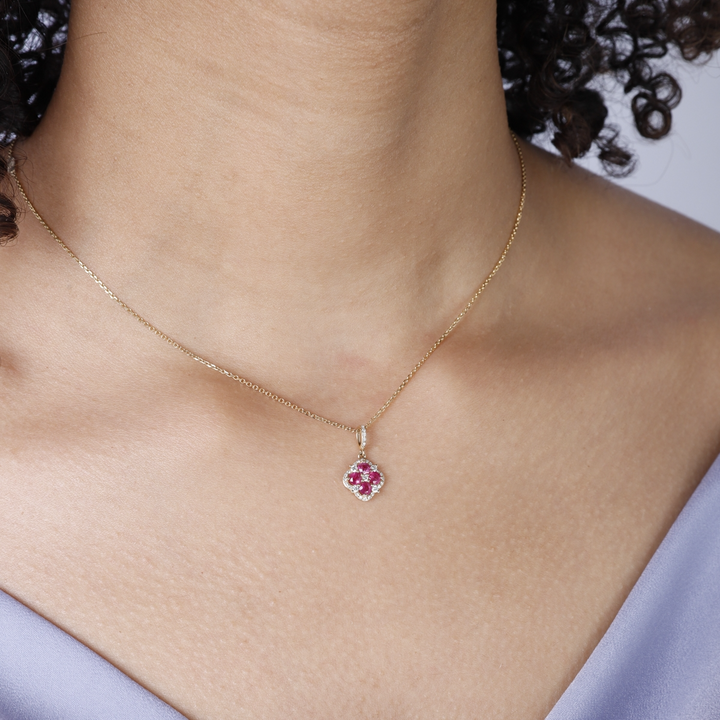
[{"xmin": 2, "ymin": 455, "xmax": 720, "ymax": 720}]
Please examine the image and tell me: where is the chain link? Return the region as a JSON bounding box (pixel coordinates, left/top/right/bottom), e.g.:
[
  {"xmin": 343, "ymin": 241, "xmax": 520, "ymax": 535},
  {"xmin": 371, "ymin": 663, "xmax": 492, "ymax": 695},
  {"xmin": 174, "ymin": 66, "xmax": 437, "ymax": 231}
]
[{"xmin": 8, "ymin": 134, "xmax": 526, "ymax": 435}]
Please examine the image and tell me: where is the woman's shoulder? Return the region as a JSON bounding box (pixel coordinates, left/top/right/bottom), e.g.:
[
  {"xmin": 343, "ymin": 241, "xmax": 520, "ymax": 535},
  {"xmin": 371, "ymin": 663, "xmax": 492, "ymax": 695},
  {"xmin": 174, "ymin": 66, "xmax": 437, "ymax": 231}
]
[
  {"xmin": 503, "ymin": 142, "xmax": 720, "ymax": 461},
  {"xmin": 526, "ymin": 139, "xmax": 720, "ymax": 263},
  {"xmin": 524, "ymin": 141, "xmax": 720, "ymax": 360}
]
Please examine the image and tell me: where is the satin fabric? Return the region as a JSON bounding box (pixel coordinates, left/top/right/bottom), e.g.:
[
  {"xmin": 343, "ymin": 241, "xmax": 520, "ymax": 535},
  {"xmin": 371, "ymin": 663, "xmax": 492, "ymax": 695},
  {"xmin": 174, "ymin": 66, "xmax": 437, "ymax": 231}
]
[
  {"xmin": 1, "ymin": 455, "xmax": 719, "ymax": 720},
  {"xmin": 0, "ymin": 591, "xmax": 185, "ymax": 719},
  {"xmin": 546, "ymin": 453, "xmax": 720, "ymax": 720}
]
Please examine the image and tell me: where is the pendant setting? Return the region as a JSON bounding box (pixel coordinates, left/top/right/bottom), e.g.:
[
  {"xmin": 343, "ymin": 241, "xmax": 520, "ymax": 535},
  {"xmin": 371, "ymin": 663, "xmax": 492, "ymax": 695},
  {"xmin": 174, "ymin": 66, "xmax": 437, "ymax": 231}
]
[{"xmin": 343, "ymin": 426, "xmax": 384, "ymax": 501}]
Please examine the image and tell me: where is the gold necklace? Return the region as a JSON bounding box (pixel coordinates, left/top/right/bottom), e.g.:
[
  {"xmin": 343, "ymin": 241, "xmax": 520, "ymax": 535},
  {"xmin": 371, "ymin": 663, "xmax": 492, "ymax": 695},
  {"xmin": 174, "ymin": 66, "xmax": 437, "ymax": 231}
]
[{"xmin": 8, "ymin": 135, "xmax": 526, "ymax": 501}]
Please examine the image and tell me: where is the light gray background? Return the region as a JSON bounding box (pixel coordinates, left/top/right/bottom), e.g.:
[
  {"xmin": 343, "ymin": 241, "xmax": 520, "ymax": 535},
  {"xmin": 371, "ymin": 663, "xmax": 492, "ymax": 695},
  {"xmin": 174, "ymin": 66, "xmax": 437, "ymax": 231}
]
[{"xmin": 546, "ymin": 53, "xmax": 720, "ymax": 232}]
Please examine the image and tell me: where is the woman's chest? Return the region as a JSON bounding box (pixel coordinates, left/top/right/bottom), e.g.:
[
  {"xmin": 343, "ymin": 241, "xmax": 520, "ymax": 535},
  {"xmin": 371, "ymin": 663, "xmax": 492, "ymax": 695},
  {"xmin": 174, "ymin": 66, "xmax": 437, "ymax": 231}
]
[
  {"xmin": 2, "ymin": 434, "xmax": 708, "ymax": 718},
  {"xmin": 1, "ymin": 370, "xmax": 715, "ymax": 720}
]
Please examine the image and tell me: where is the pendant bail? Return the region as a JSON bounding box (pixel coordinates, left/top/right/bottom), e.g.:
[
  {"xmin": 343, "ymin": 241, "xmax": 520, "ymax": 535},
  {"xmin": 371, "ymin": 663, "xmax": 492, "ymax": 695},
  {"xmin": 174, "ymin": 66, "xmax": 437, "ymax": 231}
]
[{"xmin": 356, "ymin": 425, "xmax": 367, "ymax": 458}]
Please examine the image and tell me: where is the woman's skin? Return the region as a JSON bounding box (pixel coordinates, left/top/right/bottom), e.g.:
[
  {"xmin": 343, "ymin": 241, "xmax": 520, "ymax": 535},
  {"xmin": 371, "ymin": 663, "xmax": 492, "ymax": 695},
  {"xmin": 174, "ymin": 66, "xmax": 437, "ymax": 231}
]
[{"xmin": 1, "ymin": 0, "xmax": 720, "ymax": 718}]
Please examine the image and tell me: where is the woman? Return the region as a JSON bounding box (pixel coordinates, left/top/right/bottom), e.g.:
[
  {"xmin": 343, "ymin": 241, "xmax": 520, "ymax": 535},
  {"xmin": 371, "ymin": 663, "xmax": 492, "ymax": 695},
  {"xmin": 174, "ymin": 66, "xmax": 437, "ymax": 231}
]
[{"xmin": 1, "ymin": 0, "xmax": 719, "ymax": 718}]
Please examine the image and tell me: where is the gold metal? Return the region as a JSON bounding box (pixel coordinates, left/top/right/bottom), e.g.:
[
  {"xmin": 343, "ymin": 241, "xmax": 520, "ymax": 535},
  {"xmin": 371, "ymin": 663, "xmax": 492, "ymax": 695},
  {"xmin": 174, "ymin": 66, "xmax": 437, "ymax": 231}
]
[
  {"xmin": 7, "ymin": 134, "xmax": 526, "ymax": 437},
  {"xmin": 356, "ymin": 425, "xmax": 367, "ymax": 458}
]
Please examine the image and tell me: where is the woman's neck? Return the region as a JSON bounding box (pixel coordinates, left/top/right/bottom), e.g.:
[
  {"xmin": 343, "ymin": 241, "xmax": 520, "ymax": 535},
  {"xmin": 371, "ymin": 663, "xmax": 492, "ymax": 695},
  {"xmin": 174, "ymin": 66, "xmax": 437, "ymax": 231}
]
[{"xmin": 18, "ymin": 0, "xmax": 524, "ymax": 413}]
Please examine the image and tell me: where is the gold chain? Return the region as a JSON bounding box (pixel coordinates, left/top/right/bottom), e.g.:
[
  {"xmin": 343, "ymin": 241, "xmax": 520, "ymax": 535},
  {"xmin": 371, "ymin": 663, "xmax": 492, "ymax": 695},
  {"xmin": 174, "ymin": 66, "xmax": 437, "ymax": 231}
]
[{"xmin": 8, "ymin": 134, "xmax": 526, "ymax": 435}]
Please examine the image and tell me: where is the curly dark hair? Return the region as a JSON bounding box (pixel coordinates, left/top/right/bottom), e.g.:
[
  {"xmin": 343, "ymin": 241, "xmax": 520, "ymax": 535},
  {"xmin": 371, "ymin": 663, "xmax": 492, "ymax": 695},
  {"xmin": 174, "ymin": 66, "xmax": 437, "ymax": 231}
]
[
  {"xmin": 0, "ymin": 0, "xmax": 719, "ymax": 244},
  {"xmin": 499, "ymin": 0, "xmax": 720, "ymax": 170}
]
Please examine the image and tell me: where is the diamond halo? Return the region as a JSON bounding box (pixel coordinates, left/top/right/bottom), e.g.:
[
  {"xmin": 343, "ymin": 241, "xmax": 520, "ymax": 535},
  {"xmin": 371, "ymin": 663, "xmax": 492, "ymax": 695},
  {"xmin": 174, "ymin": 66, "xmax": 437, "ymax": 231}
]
[{"xmin": 343, "ymin": 458, "xmax": 385, "ymax": 501}]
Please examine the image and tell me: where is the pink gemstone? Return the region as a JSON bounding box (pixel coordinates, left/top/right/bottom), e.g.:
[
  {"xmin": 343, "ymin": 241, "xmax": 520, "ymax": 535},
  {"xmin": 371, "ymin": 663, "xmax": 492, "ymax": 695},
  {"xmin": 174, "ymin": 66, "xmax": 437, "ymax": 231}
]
[
  {"xmin": 357, "ymin": 462, "xmax": 372, "ymax": 473},
  {"xmin": 348, "ymin": 471, "xmax": 362, "ymax": 485},
  {"xmin": 358, "ymin": 481, "xmax": 372, "ymax": 495},
  {"xmin": 368, "ymin": 471, "xmax": 381, "ymax": 484}
]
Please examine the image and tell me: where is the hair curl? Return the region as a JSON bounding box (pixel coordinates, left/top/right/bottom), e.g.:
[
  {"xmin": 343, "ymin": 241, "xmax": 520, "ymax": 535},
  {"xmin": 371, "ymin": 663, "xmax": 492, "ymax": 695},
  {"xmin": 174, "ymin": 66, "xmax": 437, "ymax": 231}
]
[
  {"xmin": 499, "ymin": 0, "xmax": 720, "ymax": 173},
  {"xmin": 0, "ymin": 0, "xmax": 719, "ymax": 244},
  {"xmin": 0, "ymin": 0, "xmax": 68, "ymax": 243}
]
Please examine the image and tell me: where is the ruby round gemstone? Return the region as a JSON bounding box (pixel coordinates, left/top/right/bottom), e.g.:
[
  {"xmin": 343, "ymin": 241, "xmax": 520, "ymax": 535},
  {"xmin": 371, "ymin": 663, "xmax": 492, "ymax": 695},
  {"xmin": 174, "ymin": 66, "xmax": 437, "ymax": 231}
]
[{"xmin": 344, "ymin": 456, "xmax": 385, "ymax": 500}]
